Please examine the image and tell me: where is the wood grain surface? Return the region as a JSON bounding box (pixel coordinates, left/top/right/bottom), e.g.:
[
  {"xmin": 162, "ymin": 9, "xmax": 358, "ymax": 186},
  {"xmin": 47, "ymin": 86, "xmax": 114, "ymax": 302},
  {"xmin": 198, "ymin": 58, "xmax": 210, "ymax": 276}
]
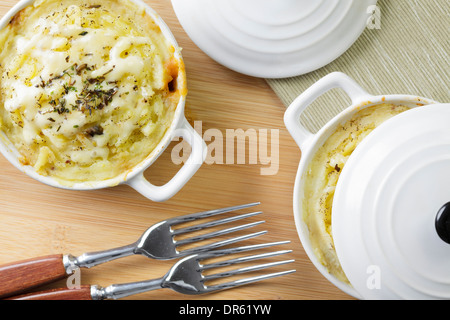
[{"xmin": 0, "ymin": 0, "xmax": 353, "ymax": 300}]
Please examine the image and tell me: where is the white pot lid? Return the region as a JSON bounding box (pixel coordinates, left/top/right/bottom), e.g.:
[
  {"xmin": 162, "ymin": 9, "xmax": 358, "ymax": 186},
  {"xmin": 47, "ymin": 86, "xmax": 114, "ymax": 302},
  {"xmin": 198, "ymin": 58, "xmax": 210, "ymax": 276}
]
[
  {"xmin": 332, "ymin": 104, "xmax": 450, "ymax": 300},
  {"xmin": 171, "ymin": 0, "xmax": 377, "ymax": 78}
]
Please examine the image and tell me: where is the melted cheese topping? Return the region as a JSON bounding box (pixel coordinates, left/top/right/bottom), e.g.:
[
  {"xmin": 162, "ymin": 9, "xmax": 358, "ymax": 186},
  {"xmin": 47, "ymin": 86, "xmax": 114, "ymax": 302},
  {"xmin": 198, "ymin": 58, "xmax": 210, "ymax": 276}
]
[
  {"xmin": 302, "ymin": 104, "xmax": 410, "ymax": 284},
  {"xmin": 0, "ymin": 0, "xmax": 185, "ymax": 184}
]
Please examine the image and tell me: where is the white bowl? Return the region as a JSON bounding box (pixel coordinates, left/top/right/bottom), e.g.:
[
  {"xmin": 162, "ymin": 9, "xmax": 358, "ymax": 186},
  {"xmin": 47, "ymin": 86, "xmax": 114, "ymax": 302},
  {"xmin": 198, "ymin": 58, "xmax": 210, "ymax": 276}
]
[
  {"xmin": 0, "ymin": 0, "xmax": 206, "ymax": 202},
  {"xmin": 284, "ymin": 72, "xmax": 439, "ymax": 298},
  {"xmin": 332, "ymin": 103, "xmax": 450, "ymax": 300}
]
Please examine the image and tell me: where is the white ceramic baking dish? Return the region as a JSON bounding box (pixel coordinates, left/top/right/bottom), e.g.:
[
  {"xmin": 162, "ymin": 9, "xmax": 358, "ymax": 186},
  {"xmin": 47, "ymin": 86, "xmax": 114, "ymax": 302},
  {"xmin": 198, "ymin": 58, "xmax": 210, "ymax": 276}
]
[
  {"xmin": 284, "ymin": 72, "xmax": 439, "ymax": 298},
  {"xmin": 0, "ymin": 0, "xmax": 206, "ymax": 202}
]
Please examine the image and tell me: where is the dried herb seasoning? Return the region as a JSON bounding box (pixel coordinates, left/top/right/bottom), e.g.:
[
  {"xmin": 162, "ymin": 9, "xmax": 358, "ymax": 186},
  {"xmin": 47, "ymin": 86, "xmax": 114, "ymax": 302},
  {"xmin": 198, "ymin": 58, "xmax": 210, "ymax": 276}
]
[{"xmin": 39, "ymin": 64, "xmax": 119, "ymax": 116}]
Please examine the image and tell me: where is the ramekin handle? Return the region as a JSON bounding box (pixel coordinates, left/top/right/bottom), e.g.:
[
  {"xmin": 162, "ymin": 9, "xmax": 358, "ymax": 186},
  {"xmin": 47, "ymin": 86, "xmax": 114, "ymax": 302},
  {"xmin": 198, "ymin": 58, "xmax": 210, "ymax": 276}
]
[
  {"xmin": 284, "ymin": 72, "xmax": 369, "ymax": 150},
  {"xmin": 127, "ymin": 118, "xmax": 206, "ymax": 202}
]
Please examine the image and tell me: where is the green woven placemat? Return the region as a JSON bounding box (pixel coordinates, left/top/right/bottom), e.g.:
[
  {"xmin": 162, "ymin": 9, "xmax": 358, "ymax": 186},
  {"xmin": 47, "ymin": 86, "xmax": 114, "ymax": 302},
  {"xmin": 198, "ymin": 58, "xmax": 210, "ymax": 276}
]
[{"xmin": 267, "ymin": 0, "xmax": 449, "ymax": 133}]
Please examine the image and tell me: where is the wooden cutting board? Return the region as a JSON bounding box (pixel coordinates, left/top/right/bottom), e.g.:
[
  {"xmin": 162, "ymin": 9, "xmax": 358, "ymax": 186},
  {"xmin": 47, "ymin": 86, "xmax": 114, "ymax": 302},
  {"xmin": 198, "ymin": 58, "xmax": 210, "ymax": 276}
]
[{"xmin": 0, "ymin": 0, "xmax": 353, "ymax": 300}]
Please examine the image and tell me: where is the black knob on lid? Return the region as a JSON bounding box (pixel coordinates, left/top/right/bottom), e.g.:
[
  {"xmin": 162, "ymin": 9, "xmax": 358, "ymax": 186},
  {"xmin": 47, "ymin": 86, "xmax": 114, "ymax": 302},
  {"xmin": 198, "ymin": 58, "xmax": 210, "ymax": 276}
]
[{"xmin": 436, "ymin": 202, "xmax": 450, "ymax": 244}]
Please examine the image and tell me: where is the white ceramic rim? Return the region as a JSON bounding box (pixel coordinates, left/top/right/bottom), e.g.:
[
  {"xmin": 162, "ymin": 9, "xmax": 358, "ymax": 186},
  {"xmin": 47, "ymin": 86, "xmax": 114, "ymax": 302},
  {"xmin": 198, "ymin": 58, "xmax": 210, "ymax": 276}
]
[
  {"xmin": 284, "ymin": 72, "xmax": 440, "ymax": 299},
  {"xmin": 0, "ymin": 0, "xmax": 206, "ymax": 202}
]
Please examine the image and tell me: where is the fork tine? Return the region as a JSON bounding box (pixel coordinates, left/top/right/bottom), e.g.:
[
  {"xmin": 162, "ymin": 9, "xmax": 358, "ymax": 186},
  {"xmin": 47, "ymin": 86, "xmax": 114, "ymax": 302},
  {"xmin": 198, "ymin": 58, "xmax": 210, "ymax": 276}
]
[
  {"xmin": 194, "ymin": 240, "xmax": 291, "ymax": 258},
  {"xmin": 201, "ymin": 249, "xmax": 293, "ymax": 270},
  {"xmin": 205, "ymin": 269, "xmax": 296, "ymax": 292},
  {"xmin": 179, "ymin": 231, "xmax": 268, "ymax": 256},
  {"xmin": 172, "ymin": 211, "xmax": 263, "ymax": 236},
  {"xmin": 202, "ymin": 255, "xmax": 294, "ymax": 282},
  {"xmin": 203, "ymin": 259, "xmax": 294, "ymax": 282},
  {"xmin": 167, "ymin": 202, "xmax": 261, "ymax": 226},
  {"xmin": 198, "ymin": 241, "xmax": 294, "ymax": 289},
  {"xmin": 175, "ymin": 220, "xmax": 265, "ymax": 246}
]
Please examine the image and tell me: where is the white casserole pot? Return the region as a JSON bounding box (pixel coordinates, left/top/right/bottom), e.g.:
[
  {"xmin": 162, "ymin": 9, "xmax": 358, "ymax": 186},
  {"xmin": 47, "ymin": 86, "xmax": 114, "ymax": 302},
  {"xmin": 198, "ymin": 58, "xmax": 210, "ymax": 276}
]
[
  {"xmin": 0, "ymin": 0, "xmax": 206, "ymax": 202},
  {"xmin": 284, "ymin": 72, "xmax": 449, "ymax": 299}
]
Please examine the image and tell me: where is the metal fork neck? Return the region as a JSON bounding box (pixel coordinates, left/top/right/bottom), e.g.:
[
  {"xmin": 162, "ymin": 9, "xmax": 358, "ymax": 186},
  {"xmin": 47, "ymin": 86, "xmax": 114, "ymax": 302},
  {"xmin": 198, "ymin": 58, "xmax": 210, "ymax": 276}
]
[
  {"xmin": 90, "ymin": 278, "xmax": 164, "ymax": 300},
  {"xmin": 64, "ymin": 243, "xmax": 138, "ymax": 270}
]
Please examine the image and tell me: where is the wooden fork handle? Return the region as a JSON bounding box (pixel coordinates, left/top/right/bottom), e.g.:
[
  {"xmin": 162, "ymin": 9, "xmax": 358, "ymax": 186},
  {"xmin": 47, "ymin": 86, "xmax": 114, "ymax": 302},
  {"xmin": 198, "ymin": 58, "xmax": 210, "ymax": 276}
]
[
  {"xmin": 0, "ymin": 254, "xmax": 68, "ymax": 298},
  {"xmin": 6, "ymin": 285, "xmax": 93, "ymax": 300}
]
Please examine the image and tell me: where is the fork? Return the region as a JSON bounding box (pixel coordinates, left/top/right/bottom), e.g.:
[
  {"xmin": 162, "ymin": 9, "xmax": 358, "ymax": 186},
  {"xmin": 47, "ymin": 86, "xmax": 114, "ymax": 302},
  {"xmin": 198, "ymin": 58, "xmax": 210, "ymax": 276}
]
[
  {"xmin": 0, "ymin": 203, "xmax": 265, "ymax": 298},
  {"xmin": 7, "ymin": 241, "xmax": 295, "ymax": 300}
]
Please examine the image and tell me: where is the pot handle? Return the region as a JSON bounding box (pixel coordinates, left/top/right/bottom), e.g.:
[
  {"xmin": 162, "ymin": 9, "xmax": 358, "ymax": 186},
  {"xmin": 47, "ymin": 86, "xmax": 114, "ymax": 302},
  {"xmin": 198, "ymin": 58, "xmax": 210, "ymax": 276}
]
[
  {"xmin": 127, "ymin": 118, "xmax": 206, "ymax": 202},
  {"xmin": 284, "ymin": 72, "xmax": 369, "ymax": 150}
]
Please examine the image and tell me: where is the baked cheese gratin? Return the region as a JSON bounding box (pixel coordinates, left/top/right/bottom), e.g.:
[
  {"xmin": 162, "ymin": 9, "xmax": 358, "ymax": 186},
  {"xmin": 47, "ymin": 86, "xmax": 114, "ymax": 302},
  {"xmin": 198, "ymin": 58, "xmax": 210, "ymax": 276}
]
[
  {"xmin": 302, "ymin": 104, "xmax": 410, "ymax": 284},
  {"xmin": 0, "ymin": 0, "xmax": 185, "ymax": 184}
]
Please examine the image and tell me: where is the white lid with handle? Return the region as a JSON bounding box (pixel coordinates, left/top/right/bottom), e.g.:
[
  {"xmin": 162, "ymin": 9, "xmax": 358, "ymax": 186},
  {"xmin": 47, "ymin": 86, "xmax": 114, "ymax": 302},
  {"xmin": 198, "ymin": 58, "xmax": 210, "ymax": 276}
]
[
  {"xmin": 172, "ymin": 0, "xmax": 378, "ymax": 78},
  {"xmin": 332, "ymin": 103, "xmax": 450, "ymax": 300}
]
